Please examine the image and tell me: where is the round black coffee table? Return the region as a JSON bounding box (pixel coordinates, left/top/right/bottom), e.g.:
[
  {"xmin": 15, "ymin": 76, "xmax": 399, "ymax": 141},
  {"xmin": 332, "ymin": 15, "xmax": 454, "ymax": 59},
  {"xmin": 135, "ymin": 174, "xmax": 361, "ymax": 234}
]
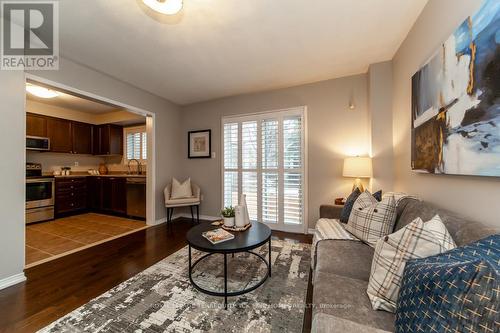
[{"xmin": 186, "ymin": 222, "xmax": 272, "ymax": 309}]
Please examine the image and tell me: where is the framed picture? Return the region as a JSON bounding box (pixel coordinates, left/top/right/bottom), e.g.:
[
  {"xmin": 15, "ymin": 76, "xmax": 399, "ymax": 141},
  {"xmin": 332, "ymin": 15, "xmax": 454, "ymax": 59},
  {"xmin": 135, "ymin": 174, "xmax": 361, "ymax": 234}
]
[{"xmin": 188, "ymin": 130, "xmax": 211, "ymax": 158}]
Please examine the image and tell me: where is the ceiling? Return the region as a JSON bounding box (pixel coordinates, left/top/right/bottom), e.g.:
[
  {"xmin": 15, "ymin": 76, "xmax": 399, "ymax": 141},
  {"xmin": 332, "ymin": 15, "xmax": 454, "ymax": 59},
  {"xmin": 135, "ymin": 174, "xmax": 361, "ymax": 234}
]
[
  {"xmin": 27, "ymin": 87, "xmax": 120, "ymax": 114},
  {"xmin": 58, "ymin": 0, "xmax": 428, "ymax": 105}
]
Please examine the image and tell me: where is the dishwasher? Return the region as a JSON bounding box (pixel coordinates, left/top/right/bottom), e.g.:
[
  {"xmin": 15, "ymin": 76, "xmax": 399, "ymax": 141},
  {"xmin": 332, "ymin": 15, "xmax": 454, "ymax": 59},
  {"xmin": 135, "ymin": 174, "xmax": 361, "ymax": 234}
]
[{"xmin": 126, "ymin": 177, "xmax": 146, "ymax": 219}]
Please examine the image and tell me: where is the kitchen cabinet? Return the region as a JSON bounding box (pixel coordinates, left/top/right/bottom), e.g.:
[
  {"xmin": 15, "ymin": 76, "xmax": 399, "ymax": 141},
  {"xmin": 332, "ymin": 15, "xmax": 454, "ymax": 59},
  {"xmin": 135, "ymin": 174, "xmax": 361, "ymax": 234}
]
[
  {"xmin": 55, "ymin": 177, "xmax": 87, "ymax": 216},
  {"xmin": 108, "ymin": 177, "xmax": 127, "ymax": 214},
  {"xmin": 47, "ymin": 117, "xmax": 73, "ymax": 153},
  {"xmin": 87, "ymin": 176, "xmax": 126, "ymax": 215},
  {"xmin": 25, "ymin": 114, "xmax": 122, "ymax": 156},
  {"xmin": 72, "ymin": 121, "xmax": 93, "ymax": 154},
  {"xmin": 87, "ymin": 176, "xmax": 104, "ymax": 211},
  {"xmin": 26, "ymin": 113, "xmax": 47, "ymax": 137},
  {"xmin": 93, "ymin": 124, "xmax": 123, "ymax": 156}
]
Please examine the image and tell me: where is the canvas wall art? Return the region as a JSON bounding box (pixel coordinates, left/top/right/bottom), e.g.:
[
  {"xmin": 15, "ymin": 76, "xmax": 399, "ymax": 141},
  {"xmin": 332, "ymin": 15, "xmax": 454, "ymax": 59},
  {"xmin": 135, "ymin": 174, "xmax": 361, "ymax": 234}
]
[{"xmin": 411, "ymin": 0, "xmax": 500, "ymax": 177}]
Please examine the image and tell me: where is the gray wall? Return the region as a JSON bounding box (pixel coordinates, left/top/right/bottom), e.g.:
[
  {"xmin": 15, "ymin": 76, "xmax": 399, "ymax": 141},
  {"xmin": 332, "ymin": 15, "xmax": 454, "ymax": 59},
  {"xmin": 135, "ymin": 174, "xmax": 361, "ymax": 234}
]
[
  {"xmin": 368, "ymin": 61, "xmax": 394, "ymax": 192},
  {"xmin": 0, "ymin": 57, "xmax": 182, "ymax": 286},
  {"xmin": 392, "ymin": 0, "xmax": 500, "ymax": 227},
  {"xmin": 0, "ymin": 70, "xmax": 26, "ymax": 284},
  {"xmin": 180, "ymin": 75, "xmax": 371, "ymax": 229}
]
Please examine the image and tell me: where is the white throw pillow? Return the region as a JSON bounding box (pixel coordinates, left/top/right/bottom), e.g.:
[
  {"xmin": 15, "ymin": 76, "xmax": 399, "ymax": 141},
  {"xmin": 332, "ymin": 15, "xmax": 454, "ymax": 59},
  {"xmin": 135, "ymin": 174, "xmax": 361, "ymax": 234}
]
[
  {"xmin": 367, "ymin": 215, "xmax": 456, "ymax": 313},
  {"xmin": 345, "ymin": 191, "xmax": 397, "ymax": 247},
  {"xmin": 171, "ymin": 178, "xmax": 193, "ymax": 199}
]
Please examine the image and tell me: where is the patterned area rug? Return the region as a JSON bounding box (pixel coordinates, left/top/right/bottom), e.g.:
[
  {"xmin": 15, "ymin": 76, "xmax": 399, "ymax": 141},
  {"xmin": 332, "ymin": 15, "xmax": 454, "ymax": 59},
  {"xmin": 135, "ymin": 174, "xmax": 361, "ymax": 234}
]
[{"xmin": 40, "ymin": 239, "xmax": 311, "ymax": 333}]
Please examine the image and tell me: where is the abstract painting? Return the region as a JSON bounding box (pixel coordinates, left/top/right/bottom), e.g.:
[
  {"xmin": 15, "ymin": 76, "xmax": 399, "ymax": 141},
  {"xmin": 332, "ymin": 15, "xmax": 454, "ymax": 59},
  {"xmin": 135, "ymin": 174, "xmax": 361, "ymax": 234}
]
[{"xmin": 411, "ymin": 0, "xmax": 500, "ymax": 177}]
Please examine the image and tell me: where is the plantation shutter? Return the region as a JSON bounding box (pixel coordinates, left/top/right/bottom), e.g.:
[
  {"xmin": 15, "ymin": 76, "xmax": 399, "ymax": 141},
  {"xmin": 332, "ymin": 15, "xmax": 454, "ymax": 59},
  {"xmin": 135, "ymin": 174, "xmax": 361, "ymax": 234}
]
[
  {"xmin": 222, "ymin": 108, "xmax": 306, "ymax": 233},
  {"xmin": 223, "ymin": 123, "xmax": 239, "ymax": 208},
  {"xmin": 125, "ymin": 126, "xmax": 147, "ymax": 163}
]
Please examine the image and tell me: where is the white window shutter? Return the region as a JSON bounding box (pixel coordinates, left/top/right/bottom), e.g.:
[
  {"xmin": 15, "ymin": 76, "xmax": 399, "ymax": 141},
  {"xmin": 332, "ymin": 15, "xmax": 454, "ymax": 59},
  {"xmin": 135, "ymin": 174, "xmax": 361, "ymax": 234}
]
[{"xmin": 222, "ymin": 108, "xmax": 305, "ymax": 231}]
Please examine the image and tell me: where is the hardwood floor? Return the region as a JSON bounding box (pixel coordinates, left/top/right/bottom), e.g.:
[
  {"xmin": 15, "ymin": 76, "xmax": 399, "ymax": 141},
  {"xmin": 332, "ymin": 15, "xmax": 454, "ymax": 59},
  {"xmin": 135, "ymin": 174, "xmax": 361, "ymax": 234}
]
[{"xmin": 0, "ymin": 219, "xmax": 312, "ymax": 333}]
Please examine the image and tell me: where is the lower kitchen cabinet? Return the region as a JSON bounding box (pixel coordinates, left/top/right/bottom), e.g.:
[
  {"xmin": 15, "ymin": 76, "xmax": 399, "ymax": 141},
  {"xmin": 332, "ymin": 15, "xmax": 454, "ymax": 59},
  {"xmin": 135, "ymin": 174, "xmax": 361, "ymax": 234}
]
[
  {"xmin": 55, "ymin": 177, "xmax": 88, "ymax": 216},
  {"xmin": 56, "ymin": 176, "xmax": 131, "ymax": 218},
  {"xmin": 86, "ymin": 176, "xmax": 127, "ymax": 215}
]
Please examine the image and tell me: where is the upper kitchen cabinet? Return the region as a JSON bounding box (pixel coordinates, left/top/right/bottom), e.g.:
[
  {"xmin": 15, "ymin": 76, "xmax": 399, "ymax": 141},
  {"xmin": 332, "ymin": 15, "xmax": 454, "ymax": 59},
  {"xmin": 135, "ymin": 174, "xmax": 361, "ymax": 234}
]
[
  {"xmin": 46, "ymin": 117, "xmax": 73, "ymax": 153},
  {"xmin": 93, "ymin": 124, "xmax": 123, "ymax": 156},
  {"xmin": 26, "ymin": 113, "xmax": 47, "ymax": 137},
  {"xmin": 72, "ymin": 122, "xmax": 93, "ymax": 155}
]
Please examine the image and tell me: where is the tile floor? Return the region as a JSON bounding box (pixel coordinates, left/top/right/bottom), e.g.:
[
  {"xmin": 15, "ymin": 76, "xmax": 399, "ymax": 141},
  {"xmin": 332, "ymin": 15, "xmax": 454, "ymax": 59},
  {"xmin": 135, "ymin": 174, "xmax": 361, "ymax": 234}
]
[{"xmin": 26, "ymin": 213, "xmax": 148, "ymax": 267}]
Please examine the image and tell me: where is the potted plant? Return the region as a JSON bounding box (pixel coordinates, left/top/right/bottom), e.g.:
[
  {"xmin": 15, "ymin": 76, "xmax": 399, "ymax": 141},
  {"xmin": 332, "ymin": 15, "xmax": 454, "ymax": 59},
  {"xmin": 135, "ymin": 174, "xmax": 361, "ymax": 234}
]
[{"xmin": 221, "ymin": 206, "xmax": 235, "ymax": 227}]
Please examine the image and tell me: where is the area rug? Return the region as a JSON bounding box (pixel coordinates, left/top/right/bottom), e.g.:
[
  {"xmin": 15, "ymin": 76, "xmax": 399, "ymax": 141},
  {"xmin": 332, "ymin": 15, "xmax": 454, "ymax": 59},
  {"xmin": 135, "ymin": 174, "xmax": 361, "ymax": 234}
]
[{"xmin": 39, "ymin": 239, "xmax": 311, "ymax": 333}]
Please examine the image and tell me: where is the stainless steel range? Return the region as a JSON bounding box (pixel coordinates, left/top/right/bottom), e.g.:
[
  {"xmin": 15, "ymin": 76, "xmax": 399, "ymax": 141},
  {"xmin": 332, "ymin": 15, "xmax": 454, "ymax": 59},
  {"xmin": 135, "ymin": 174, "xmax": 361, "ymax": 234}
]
[{"xmin": 26, "ymin": 163, "xmax": 54, "ymax": 224}]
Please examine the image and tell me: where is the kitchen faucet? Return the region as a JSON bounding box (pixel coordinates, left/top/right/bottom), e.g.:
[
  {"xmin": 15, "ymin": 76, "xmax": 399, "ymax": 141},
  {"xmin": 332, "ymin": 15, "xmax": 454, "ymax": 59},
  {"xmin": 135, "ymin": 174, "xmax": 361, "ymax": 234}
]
[{"xmin": 127, "ymin": 159, "xmax": 142, "ymax": 175}]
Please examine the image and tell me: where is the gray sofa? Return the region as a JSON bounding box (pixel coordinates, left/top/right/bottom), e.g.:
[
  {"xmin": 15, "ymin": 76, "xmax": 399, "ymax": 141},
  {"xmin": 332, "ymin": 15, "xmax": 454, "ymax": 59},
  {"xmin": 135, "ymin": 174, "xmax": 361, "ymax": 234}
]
[{"xmin": 311, "ymin": 198, "xmax": 499, "ymax": 333}]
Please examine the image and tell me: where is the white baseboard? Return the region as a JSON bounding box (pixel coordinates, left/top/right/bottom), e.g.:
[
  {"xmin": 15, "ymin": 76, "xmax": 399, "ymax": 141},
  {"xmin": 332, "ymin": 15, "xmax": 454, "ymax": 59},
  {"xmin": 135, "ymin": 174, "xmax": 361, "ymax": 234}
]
[
  {"xmin": 0, "ymin": 273, "xmax": 26, "ymax": 290},
  {"xmin": 308, "ymin": 228, "xmax": 316, "ymax": 235}
]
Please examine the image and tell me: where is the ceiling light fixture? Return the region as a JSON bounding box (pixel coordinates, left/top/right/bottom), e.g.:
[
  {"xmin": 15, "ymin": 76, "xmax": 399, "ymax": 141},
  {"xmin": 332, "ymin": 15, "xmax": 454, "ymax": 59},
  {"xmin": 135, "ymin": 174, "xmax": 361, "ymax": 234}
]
[
  {"xmin": 143, "ymin": 0, "xmax": 183, "ymax": 15},
  {"xmin": 26, "ymin": 84, "xmax": 60, "ymax": 99}
]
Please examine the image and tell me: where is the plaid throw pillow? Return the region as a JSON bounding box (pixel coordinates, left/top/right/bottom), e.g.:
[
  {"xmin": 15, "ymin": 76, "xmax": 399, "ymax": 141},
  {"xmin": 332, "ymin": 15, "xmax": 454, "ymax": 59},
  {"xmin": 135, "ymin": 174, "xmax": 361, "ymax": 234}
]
[
  {"xmin": 395, "ymin": 234, "xmax": 499, "ymax": 333},
  {"xmin": 345, "ymin": 191, "xmax": 397, "ymax": 246},
  {"xmin": 367, "ymin": 215, "xmax": 456, "ymax": 312}
]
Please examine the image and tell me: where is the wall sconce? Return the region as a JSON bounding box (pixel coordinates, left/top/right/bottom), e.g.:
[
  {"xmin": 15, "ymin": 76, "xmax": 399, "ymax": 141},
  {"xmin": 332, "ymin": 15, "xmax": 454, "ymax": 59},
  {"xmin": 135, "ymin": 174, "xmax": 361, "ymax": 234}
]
[{"xmin": 348, "ymin": 93, "xmax": 356, "ymax": 110}]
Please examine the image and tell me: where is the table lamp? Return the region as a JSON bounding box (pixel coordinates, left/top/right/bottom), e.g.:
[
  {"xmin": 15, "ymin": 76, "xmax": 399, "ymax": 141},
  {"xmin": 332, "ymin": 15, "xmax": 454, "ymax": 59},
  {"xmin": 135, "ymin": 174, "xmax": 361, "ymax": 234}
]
[{"xmin": 343, "ymin": 156, "xmax": 372, "ymax": 192}]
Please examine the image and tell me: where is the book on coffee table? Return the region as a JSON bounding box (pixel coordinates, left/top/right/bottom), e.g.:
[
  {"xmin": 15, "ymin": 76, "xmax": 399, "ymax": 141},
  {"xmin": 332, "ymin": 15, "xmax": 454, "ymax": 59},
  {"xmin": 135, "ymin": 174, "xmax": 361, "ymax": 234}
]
[{"xmin": 202, "ymin": 228, "xmax": 235, "ymax": 244}]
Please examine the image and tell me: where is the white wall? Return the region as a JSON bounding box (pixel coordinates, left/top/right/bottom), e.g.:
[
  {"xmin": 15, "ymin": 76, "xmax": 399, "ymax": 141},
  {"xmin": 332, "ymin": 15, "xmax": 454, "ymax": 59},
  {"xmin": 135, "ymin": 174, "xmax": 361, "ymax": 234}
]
[
  {"xmin": 180, "ymin": 75, "xmax": 370, "ymax": 228},
  {"xmin": 26, "ymin": 99, "xmax": 144, "ymax": 125},
  {"xmin": 392, "ymin": 0, "xmax": 500, "ymax": 227},
  {"xmin": 0, "ymin": 70, "xmax": 26, "ymax": 287}
]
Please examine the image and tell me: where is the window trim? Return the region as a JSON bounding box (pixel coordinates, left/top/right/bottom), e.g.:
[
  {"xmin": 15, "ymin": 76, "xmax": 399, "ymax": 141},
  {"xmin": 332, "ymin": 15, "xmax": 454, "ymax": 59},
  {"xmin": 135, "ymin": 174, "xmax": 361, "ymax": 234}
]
[
  {"xmin": 123, "ymin": 125, "xmax": 148, "ymax": 165},
  {"xmin": 220, "ymin": 106, "xmax": 308, "ymax": 234}
]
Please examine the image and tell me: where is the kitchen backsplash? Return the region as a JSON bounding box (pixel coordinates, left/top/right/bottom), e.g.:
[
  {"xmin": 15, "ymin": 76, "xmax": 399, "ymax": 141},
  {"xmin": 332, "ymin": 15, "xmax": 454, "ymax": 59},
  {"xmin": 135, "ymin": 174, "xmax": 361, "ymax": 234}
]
[{"xmin": 26, "ymin": 151, "xmax": 129, "ymax": 173}]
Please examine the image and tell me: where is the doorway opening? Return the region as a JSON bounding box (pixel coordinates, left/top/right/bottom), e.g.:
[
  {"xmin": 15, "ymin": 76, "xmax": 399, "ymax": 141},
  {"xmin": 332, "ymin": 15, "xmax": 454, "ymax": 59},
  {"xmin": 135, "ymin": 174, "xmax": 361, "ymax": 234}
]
[{"xmin": 24, "ymin": 75, "xmax": 156, "ymax": 267}]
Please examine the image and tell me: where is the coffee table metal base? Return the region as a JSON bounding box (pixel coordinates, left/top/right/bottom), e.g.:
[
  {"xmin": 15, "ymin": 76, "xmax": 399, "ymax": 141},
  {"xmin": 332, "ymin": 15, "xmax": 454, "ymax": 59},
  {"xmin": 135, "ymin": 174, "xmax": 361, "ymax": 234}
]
[{"xmin": 188, "ymin": 239, "xmax": 272, "ymax": 309}]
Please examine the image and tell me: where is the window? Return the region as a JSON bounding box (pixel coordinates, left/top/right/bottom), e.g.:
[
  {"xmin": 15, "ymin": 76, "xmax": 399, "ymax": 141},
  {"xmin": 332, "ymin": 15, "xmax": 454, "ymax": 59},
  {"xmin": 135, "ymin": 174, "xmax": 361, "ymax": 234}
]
[
  {"xmin": 124, "ymin": 126, "xmax": 147, "ymax": 163},
  {"xmin": 222, "ymin": 107, "xmax": 306, "ymax": 233}
]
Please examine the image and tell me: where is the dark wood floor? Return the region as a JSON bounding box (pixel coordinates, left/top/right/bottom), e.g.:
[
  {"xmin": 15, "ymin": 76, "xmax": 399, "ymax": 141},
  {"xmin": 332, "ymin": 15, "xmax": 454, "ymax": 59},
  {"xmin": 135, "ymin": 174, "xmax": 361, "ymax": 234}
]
[{"xmin": 0, "ymin": 218, "xmax": 313, "ymax": 333}]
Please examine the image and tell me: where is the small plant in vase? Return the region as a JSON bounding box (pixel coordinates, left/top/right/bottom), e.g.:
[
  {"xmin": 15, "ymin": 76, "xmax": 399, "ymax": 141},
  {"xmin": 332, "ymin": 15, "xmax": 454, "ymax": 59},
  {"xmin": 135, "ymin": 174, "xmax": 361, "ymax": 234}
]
[{"xmin": 221, "ymin": 206, "xmax": 235, "ymax": 227}]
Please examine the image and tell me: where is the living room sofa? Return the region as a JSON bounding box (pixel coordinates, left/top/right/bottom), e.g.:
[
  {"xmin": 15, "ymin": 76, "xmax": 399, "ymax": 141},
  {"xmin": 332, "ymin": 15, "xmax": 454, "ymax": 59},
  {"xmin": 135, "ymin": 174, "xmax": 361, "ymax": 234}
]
[{"xmin": 311, "ymin": 197, "xmax": 499, "ymax": 332}]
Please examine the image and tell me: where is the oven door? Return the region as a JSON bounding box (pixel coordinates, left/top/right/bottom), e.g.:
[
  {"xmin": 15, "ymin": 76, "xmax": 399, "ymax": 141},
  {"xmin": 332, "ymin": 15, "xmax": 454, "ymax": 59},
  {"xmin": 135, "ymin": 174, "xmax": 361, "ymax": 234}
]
[{"xmin": 26, "ymin": 178, "xmax": 55, "ymax": 209}]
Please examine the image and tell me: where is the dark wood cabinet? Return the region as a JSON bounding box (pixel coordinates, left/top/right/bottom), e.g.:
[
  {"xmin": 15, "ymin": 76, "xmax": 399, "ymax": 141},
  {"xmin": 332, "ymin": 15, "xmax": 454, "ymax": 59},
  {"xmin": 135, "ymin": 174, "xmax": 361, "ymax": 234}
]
[
  {"xmin": 26, "ymin": 114, "xmax": 122, "ymax": 156},
  {"xmin": 86, "ymin": 176, "xmax": 126, "ymax": 215},
  {"xmin": 87, "ymin": 176, "xmax": 104, "ymax": 210},
  {"xmin": 72, "ymin": 122, "xmax": 93, "ymax": 154},
  {"xmin": 26, "ymin": 113, "xmax": 47, "ymax": 137},
  {"xmin": 55, "ymin": 177, "xmax": 88, "ymax": 216},
  {"xmin": 47, "ymin": 117, "xmax": 73, "ymax": 153},
  {"xmin": 110, "ymin": 177, "xmax": 127, "ymax": 214},
  {"xmin": 93, "ymin": 124, "xmax": 123, "ymax": 155}
]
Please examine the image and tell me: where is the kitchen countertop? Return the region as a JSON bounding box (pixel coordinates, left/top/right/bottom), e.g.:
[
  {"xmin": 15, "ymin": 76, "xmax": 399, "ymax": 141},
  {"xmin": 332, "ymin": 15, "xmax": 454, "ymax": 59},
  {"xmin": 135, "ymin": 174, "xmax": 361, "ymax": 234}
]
[{"xmin": 50, "ymin": 174, "xmax": 147, "ymax": 178}]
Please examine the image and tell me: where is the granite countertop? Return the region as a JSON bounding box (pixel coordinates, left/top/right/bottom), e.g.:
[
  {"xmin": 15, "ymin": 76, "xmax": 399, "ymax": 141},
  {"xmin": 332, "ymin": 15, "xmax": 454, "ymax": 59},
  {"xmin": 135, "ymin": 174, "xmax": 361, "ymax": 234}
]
[{"xmin": 51, "ymin": 174, "xmax": 147, "ymax": 178}]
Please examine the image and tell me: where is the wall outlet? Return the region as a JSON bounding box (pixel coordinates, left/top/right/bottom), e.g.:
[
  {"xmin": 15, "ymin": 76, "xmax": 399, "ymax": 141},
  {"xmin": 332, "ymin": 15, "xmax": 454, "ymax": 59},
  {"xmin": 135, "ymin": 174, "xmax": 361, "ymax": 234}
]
[
  {"xmin": 211, "ymin": 152, "xmax": 216, "ymax": 159},
  {"xmin": 74, "ymin": 161, "xmax": 79, "ymax": 167}
]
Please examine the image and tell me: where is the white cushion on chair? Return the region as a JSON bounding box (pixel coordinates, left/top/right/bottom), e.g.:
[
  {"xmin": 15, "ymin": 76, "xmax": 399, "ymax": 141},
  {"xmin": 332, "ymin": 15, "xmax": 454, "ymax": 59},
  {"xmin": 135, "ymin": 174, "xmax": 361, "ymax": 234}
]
[
  {"xmin": 165, "ymin": 197, "xmax": 200, "ymax": 207},
  {"xmin": 171, "ymin": 178, "xmax": 193, "ymax": 199}
]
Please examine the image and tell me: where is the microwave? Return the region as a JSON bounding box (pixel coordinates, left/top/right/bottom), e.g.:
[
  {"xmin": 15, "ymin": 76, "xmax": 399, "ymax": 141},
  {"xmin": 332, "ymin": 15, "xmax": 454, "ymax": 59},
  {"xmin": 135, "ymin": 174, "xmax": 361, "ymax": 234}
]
[{"xmin": 26, "ymin": 136, "xmax": 50, "ymax": 151}]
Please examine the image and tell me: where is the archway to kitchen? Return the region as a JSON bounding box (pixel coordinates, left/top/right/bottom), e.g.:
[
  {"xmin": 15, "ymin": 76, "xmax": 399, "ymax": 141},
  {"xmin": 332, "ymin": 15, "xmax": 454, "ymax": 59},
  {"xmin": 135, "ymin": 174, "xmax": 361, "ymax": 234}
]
[{"xmin": 24, "ymin": 74, "xmax": 156, "ymax": 268}]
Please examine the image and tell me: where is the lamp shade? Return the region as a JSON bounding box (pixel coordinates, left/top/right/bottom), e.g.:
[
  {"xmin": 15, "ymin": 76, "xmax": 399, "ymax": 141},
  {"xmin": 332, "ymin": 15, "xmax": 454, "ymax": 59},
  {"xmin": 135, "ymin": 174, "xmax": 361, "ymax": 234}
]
[{"xmin": 343, "ymin": 157, "xmax": 372, "ymax": 178}]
